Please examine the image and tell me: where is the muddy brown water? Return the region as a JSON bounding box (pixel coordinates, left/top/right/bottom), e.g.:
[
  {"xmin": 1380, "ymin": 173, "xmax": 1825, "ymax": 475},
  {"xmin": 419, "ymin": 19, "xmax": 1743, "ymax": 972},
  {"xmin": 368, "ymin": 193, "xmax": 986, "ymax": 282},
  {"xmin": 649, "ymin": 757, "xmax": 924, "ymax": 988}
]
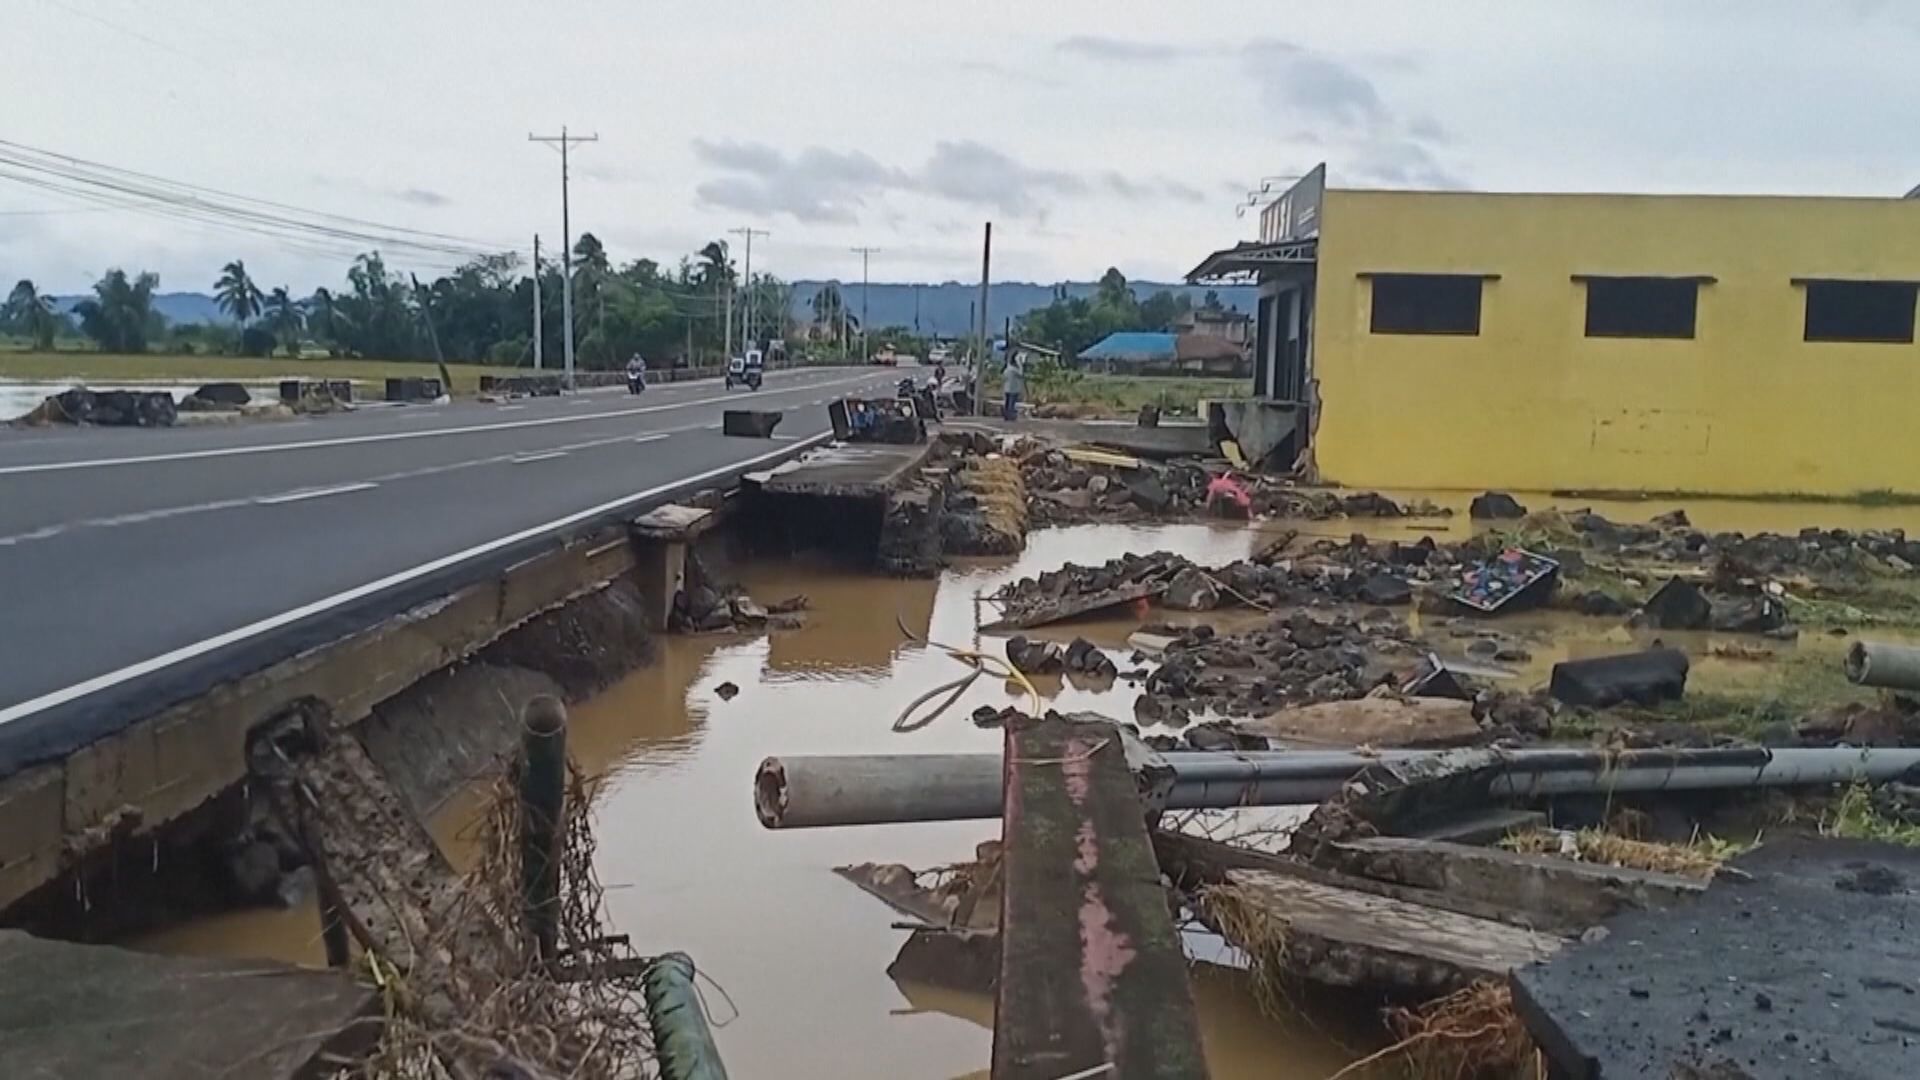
[{"xmin": 132, "ymin": 495, "xmax": 1920, "ymax": 1076}]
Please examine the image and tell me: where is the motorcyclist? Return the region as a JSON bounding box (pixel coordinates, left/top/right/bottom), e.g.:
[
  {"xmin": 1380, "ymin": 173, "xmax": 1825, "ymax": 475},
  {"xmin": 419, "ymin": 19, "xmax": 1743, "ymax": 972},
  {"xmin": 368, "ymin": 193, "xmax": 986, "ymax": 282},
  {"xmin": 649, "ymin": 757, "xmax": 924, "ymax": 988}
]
[{"xmin": 625, "ymin": 353, "xmax": 647, "ymax": 394}]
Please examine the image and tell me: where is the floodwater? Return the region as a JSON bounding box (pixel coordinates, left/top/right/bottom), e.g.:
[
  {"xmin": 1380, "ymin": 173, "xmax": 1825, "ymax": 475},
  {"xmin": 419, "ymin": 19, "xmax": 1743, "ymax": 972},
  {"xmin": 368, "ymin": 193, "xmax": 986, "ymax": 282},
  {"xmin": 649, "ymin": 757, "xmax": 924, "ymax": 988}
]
[
  {"xmin": 0, "ymin": 378, "xmax": 311, "ymax": 420},
  {"xmin": 137, "ymin": 522, "xmax": 1368, "ymax": 1078},
  {"xmin": 131, "ymin": 496, "xmax": 1920, "ymax": 1075}
]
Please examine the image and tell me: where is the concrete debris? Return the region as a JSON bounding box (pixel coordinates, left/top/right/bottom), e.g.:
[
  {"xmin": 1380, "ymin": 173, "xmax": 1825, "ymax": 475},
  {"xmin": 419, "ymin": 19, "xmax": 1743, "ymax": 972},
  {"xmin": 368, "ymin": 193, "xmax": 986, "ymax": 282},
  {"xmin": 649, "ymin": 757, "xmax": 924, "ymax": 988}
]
[
  {"xmin": 17, "ymin": 388, "xmax": 178, "ymax": 427},
  {"xmin": 1163, "ymin": 566, "xmax": 1221, "ymax": 611},
  {"xmin": 1549, "ymin": 647, "xmax": 1690, "ymax": 708},
  {"xmin": 1003, "ymin": 635, "xmax": 1065, "ymax": 675}
]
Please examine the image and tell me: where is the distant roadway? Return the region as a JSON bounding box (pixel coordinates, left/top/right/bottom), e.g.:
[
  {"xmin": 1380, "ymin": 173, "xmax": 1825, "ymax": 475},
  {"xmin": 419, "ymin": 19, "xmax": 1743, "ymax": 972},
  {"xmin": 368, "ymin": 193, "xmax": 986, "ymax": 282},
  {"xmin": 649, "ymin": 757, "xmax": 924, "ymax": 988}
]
[{"xmin": 0, "ymin": 366, "xmax": 897, "ymax": 738}]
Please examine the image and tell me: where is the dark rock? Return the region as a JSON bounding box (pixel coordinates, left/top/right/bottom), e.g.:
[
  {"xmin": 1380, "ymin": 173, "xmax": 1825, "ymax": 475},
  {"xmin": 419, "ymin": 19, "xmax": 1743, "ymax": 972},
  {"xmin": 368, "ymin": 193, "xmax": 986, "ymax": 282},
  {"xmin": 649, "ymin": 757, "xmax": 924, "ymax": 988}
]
[
  {"xmin": 1063, "ymin": 637, "xmax": 1118, "ymax": 678},
  {"xmin": 714, "ymin": 681, "xmax": 740, "ymax": 701},
  {"xmin": 1340, "ymin": 491, "xmax": 1404, "ymax": 517},
  {"xmin": 1642, "ymin": 577, "xmax": 1712, "ymax": 630},
  {"xmin": 1707, "ymin": 595, "xmax": 1787, "ymax": 634},
  {"xmin": 1466, "ymin": 638, "xmax": 1499, "ymax": 658},
  {"xmin": 971, "ymin": 705, "xmax": 1015, "ymax": 728},
  {"xmin": 768, "ymin": 595, "xmax": 811, "ymax": 614},
  {"xmin": 1357, "ymin": 573, "xmax": 1413, "ymax": 606},
  {"xmin": 191, "ymin": 381, "xmax": 251, "ymax": 407},
  {"xmin": 1004, "ymin": 635, "xmax": 1064, "ymax": 675},
  {"xmin": 1572, "ymin": 589, "xmax": 1633, "ymax": 617},
  {"xmin": 1469, "ymin": 491, "xmax": 1528, "ymax": 520},
  {"xmin": 1651, "ymin": 509, "xmax": 1692, "ymax": 528},
  {"xmin": 1126, "ymin": 473, "xmax": 1174, "ymax": 514},
  {"xmin": 1493, "ymin": 646, "xmax": 1533, "ymax": 663},
  {"xmin": 1287, "ymin": 619, "xmax": 1330, "ymax": 650},
  {"xmin": 1163, "ymin": 567, "xmax": 1221, "ymax": 612},
  {"xmin": 1182, "ymin": 721, "xmax": 1270, "ymax": 753},
  {"xmin": 1835, "ymin": 863, "xmax": 1904, "ymax": 896},
  {"xmin": 1137, "ymin": 403, "xmax": 1161, "ymax": 428}
]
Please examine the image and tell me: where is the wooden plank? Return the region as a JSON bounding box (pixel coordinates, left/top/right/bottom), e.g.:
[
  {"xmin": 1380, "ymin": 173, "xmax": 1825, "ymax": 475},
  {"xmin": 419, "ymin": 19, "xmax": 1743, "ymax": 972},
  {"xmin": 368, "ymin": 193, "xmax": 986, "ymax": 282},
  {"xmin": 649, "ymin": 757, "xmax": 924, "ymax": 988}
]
[
  {"xmin": 994, "ymin": 716, "xmax": 1208, "ymax": 1080},
  {"xmin": 1208, "ymin": 869, "xmax": 1562, "ymax": 995}
]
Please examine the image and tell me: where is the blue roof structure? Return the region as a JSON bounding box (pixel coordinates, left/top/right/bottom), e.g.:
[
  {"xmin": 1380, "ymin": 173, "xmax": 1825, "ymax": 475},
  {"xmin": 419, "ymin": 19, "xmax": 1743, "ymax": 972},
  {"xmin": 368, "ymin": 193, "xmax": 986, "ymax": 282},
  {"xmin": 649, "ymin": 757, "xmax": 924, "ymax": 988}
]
[{"xmin": 1078, "ymin": 332, "xmax": 1178, "ymax": 362}]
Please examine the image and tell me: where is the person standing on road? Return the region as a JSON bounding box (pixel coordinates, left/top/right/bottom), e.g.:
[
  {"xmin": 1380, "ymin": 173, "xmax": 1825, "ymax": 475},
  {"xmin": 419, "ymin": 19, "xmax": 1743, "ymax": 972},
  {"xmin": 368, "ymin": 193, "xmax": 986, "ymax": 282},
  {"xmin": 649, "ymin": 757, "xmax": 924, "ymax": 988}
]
[{"xmin": 1001, "ymin": 353, "xmax": 1025, "ymax": 422}]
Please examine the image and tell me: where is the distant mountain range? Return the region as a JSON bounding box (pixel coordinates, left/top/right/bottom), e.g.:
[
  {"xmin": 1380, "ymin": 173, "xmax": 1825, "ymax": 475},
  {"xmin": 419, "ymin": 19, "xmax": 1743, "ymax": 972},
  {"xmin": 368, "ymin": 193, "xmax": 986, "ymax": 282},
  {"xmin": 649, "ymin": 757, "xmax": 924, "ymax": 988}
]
[{"xmin": 52, "ymin": 281, "xmax": 1259, "ymax": 337}]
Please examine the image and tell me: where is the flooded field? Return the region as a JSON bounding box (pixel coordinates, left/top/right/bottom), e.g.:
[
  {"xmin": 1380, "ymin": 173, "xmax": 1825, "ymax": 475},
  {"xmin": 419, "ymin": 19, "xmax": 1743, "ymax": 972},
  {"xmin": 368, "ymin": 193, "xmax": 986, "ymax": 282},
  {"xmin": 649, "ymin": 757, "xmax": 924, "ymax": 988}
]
[{"xmin": 131, "ymin": 492, "xmax": 1920, "ymax": 1076}]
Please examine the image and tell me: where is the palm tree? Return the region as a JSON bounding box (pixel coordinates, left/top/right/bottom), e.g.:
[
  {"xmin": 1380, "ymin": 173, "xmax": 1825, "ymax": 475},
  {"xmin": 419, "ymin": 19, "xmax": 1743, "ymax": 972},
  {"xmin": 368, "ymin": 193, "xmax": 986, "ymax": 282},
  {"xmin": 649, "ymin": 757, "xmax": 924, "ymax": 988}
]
[
  {"xmin": 304, "ymin": 287, "xmax": 346, "ymax": 349},
  {"xmin": 4, "ymin": 279, "xmax": 62, "ymax": 351},
  {"xmin": 72, "ymin": 269, "xmax": 161, "ymax": 353},
  {"xmin": 214, "ymin": 260, "xmax": 264, "ymax": 325},
  {"xmin": 266, "ymin": 287, "xmax": 304, "ymax": 356}
]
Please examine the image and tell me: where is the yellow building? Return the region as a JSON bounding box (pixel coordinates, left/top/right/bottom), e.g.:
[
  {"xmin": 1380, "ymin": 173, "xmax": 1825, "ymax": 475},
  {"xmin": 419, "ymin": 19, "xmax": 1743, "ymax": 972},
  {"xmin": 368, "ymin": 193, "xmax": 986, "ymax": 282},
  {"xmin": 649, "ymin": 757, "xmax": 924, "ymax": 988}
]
[{"xmin": 1191, "ymin": 167, "xmax": 1920, "ymax": 497}]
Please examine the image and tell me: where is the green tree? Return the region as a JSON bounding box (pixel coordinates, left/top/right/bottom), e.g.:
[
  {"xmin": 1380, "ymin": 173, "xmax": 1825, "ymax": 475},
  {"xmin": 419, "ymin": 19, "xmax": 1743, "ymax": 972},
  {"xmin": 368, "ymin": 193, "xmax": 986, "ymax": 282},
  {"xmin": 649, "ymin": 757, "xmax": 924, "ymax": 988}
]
[
  {"xmin": 304, "ymin": 287, "xmax": 347, "ymax": 350},
  {"xmin": 266, "ymin": 287, "xmax": 304, "ymax": 356},
  {"xmin": 214, "ymin": 260, "xmax": 265, "ymax": 325},
  {"xmin": 336, "ymin": 252, "xmax": 419, "ymax": 359},
  {"xmin": 72, "ymin": 268, "xmax": 163, "ymax": 353},
  {"xmin": 1138, "ymin": 289, "xmax": 1191, "ymax": 331},
  {"xmin": 4, "ymin": 279, "xmax": 63, "ymax": 350}
]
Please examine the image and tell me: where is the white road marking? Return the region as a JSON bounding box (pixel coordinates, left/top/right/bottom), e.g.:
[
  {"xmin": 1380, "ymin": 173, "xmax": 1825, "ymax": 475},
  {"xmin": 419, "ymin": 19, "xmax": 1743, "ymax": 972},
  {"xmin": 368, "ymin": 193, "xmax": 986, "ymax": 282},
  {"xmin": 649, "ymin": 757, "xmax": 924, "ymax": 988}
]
[
  {"xmin": 510, "ymin": 451, "xmax": 568, "ymax": 464},
  {"xmin": 632, "ymin": 434, "xmax": 670, "ymax": 444},
  {"xmin": 254, "ymin": 481, "xmax": 379, "ymax": 505},
  {"xmin": 570, "ymin": 399, "xmax": 596, "ymax": 407},
  {"xmin": 495, "ymin": 405, "xmax": 526, "ymax": 412},
  {"xmin": 0, "ymin": 372, "xmax": 875, "ymax": 477},
  {"xmin": 704, "ymin": 423, "xmax": 722, "ymax": 430},
  {"xmin": 0, "ymin": 432, "xmax": 835, "ymax": 725}
]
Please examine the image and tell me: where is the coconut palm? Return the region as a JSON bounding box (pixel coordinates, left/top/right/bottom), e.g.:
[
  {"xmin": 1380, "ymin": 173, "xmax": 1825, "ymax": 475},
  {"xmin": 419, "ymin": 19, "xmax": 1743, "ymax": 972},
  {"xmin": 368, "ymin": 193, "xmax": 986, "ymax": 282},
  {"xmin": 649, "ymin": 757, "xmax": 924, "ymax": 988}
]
[
  {"xmin": 214, "ymin": 260, "xmax": 265, "ymax": 324},
  {"xmin": 266, "ymin": 287, "xmax": 305, "ymax": 356},
  {"xmin": 4, "ymin": 279, "xmax": 62, "ymax": 350}
]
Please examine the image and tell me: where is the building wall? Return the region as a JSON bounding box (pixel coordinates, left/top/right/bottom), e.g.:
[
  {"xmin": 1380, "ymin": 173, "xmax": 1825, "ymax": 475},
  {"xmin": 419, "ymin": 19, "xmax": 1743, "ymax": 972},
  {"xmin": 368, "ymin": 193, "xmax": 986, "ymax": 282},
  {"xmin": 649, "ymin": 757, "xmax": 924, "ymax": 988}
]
[{"xmin": 1311, "ymin": 189, "xmax": 1920, "ymax": 496}]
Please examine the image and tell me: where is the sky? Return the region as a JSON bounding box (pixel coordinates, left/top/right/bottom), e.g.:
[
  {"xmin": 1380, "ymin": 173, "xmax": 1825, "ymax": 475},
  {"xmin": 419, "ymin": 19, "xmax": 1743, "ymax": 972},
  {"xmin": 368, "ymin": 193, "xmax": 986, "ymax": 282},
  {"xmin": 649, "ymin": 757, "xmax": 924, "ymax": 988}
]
[{"xmin": 4, "ymin": 0, "xmax": 1919, "ymax": 295}]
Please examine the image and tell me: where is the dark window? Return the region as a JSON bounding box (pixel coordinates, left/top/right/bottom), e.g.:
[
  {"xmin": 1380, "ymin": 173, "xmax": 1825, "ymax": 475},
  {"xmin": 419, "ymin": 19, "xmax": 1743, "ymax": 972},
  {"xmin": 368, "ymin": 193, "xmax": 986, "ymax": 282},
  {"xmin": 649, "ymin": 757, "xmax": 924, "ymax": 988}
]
[
  {"xmin": 1583, "ymin": 277, "xmax": 1699, "ymax": 339},
  {"xmin": 1804, "ymin": 281, "xmax": 1917, "ymax": 343},
  {"xmin": 1369, "ymin": 274, "xmax": 1482, "ymax": 335}
]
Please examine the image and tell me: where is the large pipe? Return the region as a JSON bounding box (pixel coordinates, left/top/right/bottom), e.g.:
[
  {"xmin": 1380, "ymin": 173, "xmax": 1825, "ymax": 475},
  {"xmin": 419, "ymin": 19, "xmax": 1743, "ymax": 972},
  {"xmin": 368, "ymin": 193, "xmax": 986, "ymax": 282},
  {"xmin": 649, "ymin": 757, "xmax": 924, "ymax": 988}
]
[
  {"xmin": 755, "ymin": 747, "xmax": 1920, "ymax": 830},
  {"xmin": 1845, "ymin": 640, "xmax": 1920, "ymax": 691},
  {"xmin": 643, "ymin": 953, "xmax": 730, "ymax": 1080}
]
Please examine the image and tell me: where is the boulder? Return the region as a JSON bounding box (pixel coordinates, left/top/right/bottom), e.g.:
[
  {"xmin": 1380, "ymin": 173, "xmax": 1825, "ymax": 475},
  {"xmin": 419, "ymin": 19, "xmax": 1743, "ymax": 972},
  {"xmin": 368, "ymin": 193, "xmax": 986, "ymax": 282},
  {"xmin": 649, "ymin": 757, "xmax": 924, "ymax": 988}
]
[
  {"xmin": 1004, "ymin": 635, "xmax": 1064, "ymax": 675},
  {"xmin": 192, "ymin": 381, "xmax": 251, "ymax": 406},
  {"xmin": 1469, "ymin": 491, "xmax": 1529, "ymax": 520},
  {"xmin": 1707, "ymin": 594, "xmax": 1788, "ymax": 634},
  {"xmin": 1357, "ymin": 573, "xmax": 1413, "ymax": 607},
  {"xmin": 1163, "ymin": 567, "xmax": 1221, "ymax": 612},
  {"xmin": 1572, "ymin": 589, "xmax": 1634, "ymax": 617},
  {"xmin": 731, "ymin": 596, "xmax": 770, "ymax": 624},
  {"xmin": 1651, "ymin": 508, "xmax": 1692, "ymax": 529},
  {"xmin": 1641, "ymin": 577, "xmax": 1712, "ymax": 630},
  {"xmin": 1127, "ymin": 473, "xmax": 1174, "ymax": 514}
]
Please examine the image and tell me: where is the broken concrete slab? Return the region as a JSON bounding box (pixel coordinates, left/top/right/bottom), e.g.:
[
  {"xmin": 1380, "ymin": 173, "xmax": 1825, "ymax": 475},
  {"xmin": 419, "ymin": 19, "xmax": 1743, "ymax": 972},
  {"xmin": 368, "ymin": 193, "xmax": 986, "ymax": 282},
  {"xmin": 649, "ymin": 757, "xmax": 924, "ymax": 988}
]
[
  {"xmin": 1549, "ymin": 647, "xmax": 1689, "ymax": 708},
  {"xmin": 0, "ymin": 930, "xmax": 376, "ymax": 1079},
  {"xmin": 1512, "ymin": 837, "xmax": 1920, "ymax": 1080}
]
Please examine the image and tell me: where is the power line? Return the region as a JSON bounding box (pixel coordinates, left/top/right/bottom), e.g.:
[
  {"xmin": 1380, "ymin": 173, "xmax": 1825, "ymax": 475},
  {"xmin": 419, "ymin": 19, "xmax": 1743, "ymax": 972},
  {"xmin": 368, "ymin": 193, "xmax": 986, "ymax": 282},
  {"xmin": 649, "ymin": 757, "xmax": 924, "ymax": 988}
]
[{"xmin": 528, "ymin": 127, "xmax": 598, "ymax": 391}]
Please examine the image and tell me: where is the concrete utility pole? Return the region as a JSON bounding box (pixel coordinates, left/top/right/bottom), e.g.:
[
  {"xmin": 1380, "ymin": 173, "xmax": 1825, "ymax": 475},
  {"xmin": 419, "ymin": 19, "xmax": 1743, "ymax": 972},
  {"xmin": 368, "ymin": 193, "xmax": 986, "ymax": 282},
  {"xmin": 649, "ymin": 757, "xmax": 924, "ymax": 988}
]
[
  {"xmin": 528, "ymin": 127, "xmax": 598, "ymax": 391},
  {"xmin": 723, "ymin": 264, "xmax": 733, "ymax": 362},
  {"xmin": 531, "ymin": 234, "xmax": 543, "ymax": 371},
  {"xmin": 974, "ymin": 222, "xmax": 992, "ymax": 415},
  {"xmin": 836, "ymin": 282, "xmax": 848, "ymax": 362},
  {"xmin": 850, "ymin": 246, "xmax": 879, "ymax": 362},
  {"xmin": 730, "ymin": 226, "xmax": 769, "ymax": 352}
]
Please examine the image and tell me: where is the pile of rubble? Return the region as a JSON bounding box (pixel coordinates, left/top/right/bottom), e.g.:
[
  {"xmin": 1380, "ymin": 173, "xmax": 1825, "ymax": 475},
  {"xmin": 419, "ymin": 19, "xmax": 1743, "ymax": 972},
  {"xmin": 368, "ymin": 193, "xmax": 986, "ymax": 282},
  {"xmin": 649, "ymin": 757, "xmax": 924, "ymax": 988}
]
[
  {"xmin": 1018, "ymin": 447, "xmax": 1448, "ymax": 527},
  {"xmin": 670, "ymin": 554, "xmax": 810, "ymax": 633}
]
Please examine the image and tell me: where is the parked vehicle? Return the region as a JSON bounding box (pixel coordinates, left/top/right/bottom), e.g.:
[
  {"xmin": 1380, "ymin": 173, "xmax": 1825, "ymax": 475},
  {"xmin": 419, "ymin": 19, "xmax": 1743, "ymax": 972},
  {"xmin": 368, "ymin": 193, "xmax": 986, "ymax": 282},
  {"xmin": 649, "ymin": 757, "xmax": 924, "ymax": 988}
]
[{"xmin": 727, "ymin": 349, "xmax": 763, "ymax": 391}]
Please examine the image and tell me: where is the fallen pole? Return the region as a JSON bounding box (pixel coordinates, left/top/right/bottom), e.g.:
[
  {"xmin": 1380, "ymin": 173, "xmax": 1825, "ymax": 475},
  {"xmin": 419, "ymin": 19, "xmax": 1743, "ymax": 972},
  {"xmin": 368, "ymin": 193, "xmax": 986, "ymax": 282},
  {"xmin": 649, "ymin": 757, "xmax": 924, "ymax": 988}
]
[
  {"xmin": 642, "ymin": 953, "xmax": 730, "ymax": 1080},
  {"xmin": 756, "ymin": 746, "xmax": 1920, "ymax": 829},
  {"xmin": 1845, "ymin": 640, "xmax": 1920, "ymax": 691}
]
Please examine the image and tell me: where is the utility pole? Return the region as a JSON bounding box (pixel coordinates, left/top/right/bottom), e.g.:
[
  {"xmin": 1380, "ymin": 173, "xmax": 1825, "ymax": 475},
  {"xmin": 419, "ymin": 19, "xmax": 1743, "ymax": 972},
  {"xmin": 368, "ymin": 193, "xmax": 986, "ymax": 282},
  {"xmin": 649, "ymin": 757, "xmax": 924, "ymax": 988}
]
[
  {"xmin": 837, "ymin": 283, "xmax": 848, "ymax": 362},
  {"xmin": 850, "ymin": 246, "xmax": 879, "ymax": 363},
  {"xmin": 528, "ymin": 127, "xmax": 598, "ymax": 391},
  {"xmin": 730, "ymin": 227, "xmax": 769, "ymax": 353},
  {"xmin": 531, "ymin": 234, "xmax": 543, "ymax": 371},
  {"xmin": 974, "ymin": 222, "xmax": 992, "ymax": 416}
]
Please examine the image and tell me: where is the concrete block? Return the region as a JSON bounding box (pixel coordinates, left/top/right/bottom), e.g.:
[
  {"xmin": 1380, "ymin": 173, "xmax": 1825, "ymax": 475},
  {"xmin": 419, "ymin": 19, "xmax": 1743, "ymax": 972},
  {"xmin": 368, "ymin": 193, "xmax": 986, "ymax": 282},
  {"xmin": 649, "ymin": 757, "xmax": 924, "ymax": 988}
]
[
  {"xmin": 62, "ymin": 728, "xmax": 158, "ymax": 830},
  {"xmin": 0, "ymin": 768, "xmax": 63, "ymax": 869}
]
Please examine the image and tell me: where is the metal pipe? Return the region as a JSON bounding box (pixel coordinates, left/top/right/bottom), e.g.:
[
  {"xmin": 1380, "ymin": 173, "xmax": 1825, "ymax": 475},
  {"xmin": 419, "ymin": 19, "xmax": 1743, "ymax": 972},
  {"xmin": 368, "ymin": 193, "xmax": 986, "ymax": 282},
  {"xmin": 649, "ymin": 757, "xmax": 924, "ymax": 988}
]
[
  {"xmin": 1846, "ymin": 640, "xmax": 1920, "ymax": 690},
  {"xmin": 643, "ymin": 953, "xmax": 730, "ymax": 1080},
  {"xmin": 519, "ymin": 696, "xmax": 568, "ymax": 962},
  {"xmin": 756, "ymin": 747, "xmax": 1920, "ymax": 829}
]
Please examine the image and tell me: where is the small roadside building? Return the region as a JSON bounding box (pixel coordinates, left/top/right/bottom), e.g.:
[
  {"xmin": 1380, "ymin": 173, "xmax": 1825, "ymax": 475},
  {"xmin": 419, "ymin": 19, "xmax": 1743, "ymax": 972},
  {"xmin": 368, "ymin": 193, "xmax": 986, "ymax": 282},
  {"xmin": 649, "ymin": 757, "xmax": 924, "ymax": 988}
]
[
  {"xmin": 1189, "ymin": 165, "xmax": 1920, "ymax": 496},
  {"xmin": 1078, "ymin": 331, "xmax": 1250, "ymax": 378}
]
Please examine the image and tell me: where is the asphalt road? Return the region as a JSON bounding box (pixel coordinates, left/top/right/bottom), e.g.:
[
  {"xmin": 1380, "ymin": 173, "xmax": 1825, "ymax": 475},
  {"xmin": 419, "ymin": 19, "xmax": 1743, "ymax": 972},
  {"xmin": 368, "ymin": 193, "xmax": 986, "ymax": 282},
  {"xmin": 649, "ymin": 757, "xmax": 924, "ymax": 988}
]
[{"xmin": 0, "ymin": 366, "xmax": 900, "ymax": 734}]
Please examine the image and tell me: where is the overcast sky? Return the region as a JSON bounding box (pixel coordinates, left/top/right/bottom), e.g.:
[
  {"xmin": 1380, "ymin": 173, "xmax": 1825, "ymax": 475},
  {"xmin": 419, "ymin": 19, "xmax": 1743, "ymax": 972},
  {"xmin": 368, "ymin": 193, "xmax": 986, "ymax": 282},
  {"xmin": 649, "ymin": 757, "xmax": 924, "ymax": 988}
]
[{"xmin": 4, "ymin": 0, "xmax": 1918, "ymax": 294}]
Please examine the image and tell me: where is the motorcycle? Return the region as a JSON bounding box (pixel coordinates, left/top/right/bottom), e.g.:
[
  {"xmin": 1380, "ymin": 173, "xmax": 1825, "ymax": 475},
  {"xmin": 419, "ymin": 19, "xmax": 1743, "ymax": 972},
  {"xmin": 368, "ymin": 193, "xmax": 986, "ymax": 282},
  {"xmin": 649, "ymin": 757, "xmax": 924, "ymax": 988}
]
[
  {"xmin": 625, "ymin": 367, "xmax": 647, "ymax": 395},
  {"xmin": 727, "ymin": 351, "xmax": 764, "ymax": 391}
]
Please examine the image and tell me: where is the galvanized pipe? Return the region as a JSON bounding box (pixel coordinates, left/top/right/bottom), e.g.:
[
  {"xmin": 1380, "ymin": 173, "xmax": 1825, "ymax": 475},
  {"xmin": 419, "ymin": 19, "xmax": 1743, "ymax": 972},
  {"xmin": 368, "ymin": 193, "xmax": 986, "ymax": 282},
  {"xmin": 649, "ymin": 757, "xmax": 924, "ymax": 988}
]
[
  {"xmin": 755, "ymin": 747, "xmax": 1920, "ymax": 829},
  {"xmin": 1845, "ymin": 640, "xmax": 1920, "ymax": 691}
]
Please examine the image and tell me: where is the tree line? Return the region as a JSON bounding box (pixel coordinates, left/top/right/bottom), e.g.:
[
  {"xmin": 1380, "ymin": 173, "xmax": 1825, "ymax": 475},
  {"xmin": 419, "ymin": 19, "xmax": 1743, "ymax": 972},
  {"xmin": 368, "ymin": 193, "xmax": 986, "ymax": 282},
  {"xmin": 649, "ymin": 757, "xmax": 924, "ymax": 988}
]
[
  {"xmin": 0, "ymin": 234, "xmax": 809, "ymax": 370},
  {"xmin": 1015, "ymin": 267, "xmax": 1229, "ymax": 356}
]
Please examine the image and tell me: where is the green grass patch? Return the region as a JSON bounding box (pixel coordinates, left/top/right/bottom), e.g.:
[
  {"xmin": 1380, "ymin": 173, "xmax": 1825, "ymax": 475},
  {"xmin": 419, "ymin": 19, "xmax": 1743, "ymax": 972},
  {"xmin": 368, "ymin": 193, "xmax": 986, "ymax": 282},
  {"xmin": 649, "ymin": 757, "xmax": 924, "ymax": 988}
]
[
  {"xmin": 0, "ymin": 350, "xmax": 522, "ymax": 396},
  {"xmin": 1823, "ymin": 783, "xmax": 1920, "ymax": 846},
  {"xmin": 989, "ymin": 369, "xmax": 1250, "ymax": 417}
]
